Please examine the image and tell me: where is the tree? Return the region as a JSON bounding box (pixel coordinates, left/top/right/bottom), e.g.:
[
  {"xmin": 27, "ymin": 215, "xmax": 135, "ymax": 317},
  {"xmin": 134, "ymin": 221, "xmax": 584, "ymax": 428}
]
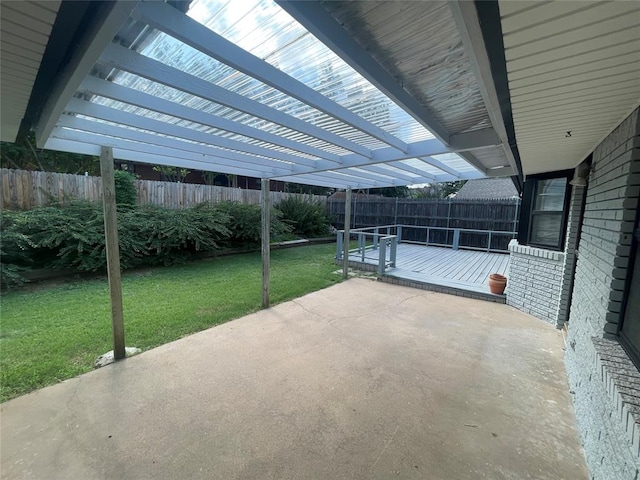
[
  {"xmin": 412, "ymin": 181, "xmax": 467, "ymax": 199},
  {"xmin": 368, "ymin": 186, "xmax": 410, "ymax": 198},
  {"xmin": 152, "ymin": 165, "xmax": 190, "ymax": 182},
  {"xmin": 1, "ymin": 132, "xmax": 99, "ymax": 175}
]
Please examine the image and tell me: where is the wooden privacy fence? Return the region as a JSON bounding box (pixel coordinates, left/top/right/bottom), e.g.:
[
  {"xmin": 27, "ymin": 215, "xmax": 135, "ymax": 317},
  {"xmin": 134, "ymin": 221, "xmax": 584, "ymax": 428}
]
[
  {"xmin": 0, "ymin": 169, "xmax": 326, "ymax": 210},
  {"xmin": 327, "ymin": 197, "xmax": 520, "ymax": 251}
]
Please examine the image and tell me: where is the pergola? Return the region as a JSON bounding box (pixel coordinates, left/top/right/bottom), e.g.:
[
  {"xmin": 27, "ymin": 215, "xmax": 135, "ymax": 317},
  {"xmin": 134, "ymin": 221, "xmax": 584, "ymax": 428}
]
[{"xmin": 4, "ymin": 0, "xmax": 635, "ymax": 361}]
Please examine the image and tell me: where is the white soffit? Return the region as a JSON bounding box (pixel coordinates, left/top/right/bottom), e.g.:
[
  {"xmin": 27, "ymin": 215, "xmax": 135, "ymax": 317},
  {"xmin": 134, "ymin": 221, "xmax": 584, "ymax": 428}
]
[
  {"xmin": 0, "ymin": 0, "xmax": 61, "ymax": 142},
  {"xmin": 500, "ymin": 0, "xmax": 640, "ymax": 176}
]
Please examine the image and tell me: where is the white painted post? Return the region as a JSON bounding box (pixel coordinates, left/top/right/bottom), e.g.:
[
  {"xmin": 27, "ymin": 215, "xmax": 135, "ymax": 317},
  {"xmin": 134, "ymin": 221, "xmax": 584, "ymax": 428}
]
[
  {"xmin": 343, "ymin": 188, "xmax": 352, "ymax": 280},
  {"xmin": 261, "ymin": 178, "xmax": 270, "ymax": 308},
  {"xmin": 100, "ymin": 146, "xmax": 125, "ymax": 361}
]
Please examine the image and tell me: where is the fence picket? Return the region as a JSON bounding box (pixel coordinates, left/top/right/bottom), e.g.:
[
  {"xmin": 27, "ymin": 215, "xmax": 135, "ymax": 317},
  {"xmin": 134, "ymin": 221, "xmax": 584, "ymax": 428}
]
[{"xmin": 0, "ymin": 168, "xmax": 326, "ymax": 210}]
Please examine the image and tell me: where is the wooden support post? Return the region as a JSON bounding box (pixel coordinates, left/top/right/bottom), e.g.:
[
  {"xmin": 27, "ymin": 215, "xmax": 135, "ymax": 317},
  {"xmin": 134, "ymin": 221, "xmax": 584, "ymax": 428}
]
[
  {"xmin": 100, "ymin": 146, "xmax": 125, "ymax": 360},
  {"xmin": 342, "ymin": 187, "xmax": 352, "ymax": 280},
  {"xmin": 261, "ymin": 178, "xmax": 270, "ymax": 308}
]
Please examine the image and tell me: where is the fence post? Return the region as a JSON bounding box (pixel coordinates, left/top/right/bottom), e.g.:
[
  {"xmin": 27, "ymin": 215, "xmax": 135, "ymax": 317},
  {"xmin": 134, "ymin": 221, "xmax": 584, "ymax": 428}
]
[
  {"xmin": 426, "ymin": 227, "xmax": 430, "ymax": 246},
  {"xmin": 487, "ymin": 231, "xmax": 493, "ymax": 252},
  {"xmin": 336, "ymin": 230, "xmax": 343, "ymax": 260},
  {"xmin": 378, "ymin": 239, "xmax": 387, "ymax": 276},
  {"xmin": 394, "ymin": 196, "xmax": 398, "ymax": 224},
  {"xmin": 397, "ymin": 225, "xmax": 402, "ymax": 243},
  {"xmin": 390, "ymin": 236, "xmax": 397, "ymax": 268},
  {"xmin": 373, "ymin": 228, "xmax": 379, "ymax": 250},
  {"xmin": 452, "ymin": 229, "xmax": 460, "ymax": 250},
  {"xmin": 343, "ymin": 188, "xmax": 352, "ymax": 280}
]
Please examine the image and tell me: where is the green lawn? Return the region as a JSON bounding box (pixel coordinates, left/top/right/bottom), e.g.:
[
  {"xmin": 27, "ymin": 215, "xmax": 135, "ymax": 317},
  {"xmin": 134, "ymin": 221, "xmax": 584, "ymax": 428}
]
[{"xmin": 0, "ymin": 243, "xmax": 342, "ymax": 402}]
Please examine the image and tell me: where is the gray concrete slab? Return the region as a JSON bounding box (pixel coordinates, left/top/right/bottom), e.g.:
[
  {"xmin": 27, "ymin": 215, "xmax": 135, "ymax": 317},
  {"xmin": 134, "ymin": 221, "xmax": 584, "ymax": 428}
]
[{"xmin": 1, "ymin": 279, "xmax": 588, "ymax": 480}]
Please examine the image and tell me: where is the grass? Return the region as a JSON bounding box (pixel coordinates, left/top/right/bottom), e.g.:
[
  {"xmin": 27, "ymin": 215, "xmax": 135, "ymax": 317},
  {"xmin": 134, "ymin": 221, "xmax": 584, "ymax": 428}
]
[{"xmin": 0, "ymin": 243, "xmax": 342, "ymax": 402}]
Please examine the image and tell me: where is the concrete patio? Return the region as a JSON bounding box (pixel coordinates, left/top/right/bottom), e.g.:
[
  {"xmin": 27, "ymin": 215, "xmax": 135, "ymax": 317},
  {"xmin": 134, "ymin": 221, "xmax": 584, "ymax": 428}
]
[{"xmin": 1, "ymin": 279, "xmax": 587, "ymax": 480}]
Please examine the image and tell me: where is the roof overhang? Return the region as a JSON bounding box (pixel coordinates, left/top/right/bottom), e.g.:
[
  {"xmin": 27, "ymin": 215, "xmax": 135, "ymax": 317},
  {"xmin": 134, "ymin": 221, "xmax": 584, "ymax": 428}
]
[{"xmin": 496, "ymin": 0, "xmax": 640, "ymax": 177}]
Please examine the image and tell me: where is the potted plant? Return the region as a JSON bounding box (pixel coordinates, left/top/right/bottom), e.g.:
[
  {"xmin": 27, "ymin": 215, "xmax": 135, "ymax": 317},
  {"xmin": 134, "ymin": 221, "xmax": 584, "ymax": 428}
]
[{"xmin": 489, "ymin": 273, "xmax": 507, "ymax": 295}]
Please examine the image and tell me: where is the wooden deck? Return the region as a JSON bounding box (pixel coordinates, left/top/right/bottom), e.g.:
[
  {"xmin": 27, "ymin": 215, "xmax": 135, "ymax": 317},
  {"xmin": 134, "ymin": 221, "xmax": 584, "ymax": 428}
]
[{"xmin": 347, "ymin": 243, "xmax": 510, "ymax": 302}]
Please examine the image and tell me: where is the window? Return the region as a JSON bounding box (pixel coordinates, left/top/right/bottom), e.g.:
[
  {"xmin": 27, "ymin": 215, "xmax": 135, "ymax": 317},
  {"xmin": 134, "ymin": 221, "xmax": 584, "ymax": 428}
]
[
  {"xmin": 529, "ymin": 178, "xmax": 568, "ymax": 248},
  {"xmin": 518, "ymin": 171, "xmax": 572, "ymax": 251},
  {"xmin": 619, "ymin": 208, "xmax": 640, "ymax": 369}
]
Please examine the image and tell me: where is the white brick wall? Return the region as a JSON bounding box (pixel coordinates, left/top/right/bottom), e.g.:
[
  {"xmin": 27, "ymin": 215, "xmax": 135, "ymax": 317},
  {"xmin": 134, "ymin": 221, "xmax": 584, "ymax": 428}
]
[
  {"xmin": 565, "ymin": 108, "xmax": 640, "ymax": 480},
  {"xmin": 507, "ymin": 240, "xmax": 565, "ymax": 326}
]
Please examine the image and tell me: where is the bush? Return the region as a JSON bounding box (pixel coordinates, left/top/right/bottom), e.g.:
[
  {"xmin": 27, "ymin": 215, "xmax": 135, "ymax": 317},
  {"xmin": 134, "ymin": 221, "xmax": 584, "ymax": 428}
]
[
  {"xmin": 0, "ymin": 201, "xmax": 232, "ymax": 285},
  {"xmin": 124, "ymin": 203, "xmax": 229, "ymax": 266},
  {"xmin": 216, "ymin": 201, "xmax": 292, "ymax": 246},
  {"xmin": 0, "ymin": 212, "xmax": 34, "ymax": 287},
  {"xmin": 0, "ymin": 199, "xmax": 302, "ymax": 287},
  {"xmin": 276, "ymin": 195, "xmax": 331, "ymax": 238},
  {"xmin": 113, "ymin": 170, "xmax": 137, "ymax": 206}
]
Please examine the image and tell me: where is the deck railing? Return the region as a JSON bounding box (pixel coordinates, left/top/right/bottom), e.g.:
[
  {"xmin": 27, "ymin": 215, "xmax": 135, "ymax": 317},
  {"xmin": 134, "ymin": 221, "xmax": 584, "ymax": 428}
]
[
  {"xmin": 336, "ymin": 224, "xmax": 515, "ymax": 275},
  {"xmin": 336, "ymin": 229, "xmax": 398, "ymax": 275}
]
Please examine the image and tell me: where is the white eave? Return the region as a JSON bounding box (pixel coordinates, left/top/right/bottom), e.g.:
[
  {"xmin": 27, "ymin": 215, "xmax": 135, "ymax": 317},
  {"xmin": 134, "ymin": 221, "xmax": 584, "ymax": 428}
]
[
  {"xmin": 500, "ymin": 0, "xmax": 640, "ymax": 177},
  {"xmin": 0, "ymin": 1, "xmax": 62, "ymax": 142}
]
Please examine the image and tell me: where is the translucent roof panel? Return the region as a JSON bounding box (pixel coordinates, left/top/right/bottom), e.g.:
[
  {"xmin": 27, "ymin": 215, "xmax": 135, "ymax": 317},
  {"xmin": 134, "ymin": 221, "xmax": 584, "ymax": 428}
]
[
  {"xmin": 49, "ymin": 0, "xmax": 489, "ymax": 189},
  {"xmin": 184, "ymin": 0, "xmax": 435, "ymax": 145}
]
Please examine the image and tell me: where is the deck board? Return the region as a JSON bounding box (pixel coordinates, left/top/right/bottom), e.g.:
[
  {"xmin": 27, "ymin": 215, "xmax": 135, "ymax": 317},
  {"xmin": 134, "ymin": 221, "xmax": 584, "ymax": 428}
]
[{"xmin": 347, "ymin": 244, "xmax": 510, "ymax": 300}]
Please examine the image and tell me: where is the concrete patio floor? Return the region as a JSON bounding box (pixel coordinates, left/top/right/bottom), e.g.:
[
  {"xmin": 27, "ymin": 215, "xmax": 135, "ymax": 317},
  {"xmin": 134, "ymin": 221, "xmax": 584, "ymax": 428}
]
[{"xmin": 1, "ymin": 279, "xmax": 587, "ymax": 480}]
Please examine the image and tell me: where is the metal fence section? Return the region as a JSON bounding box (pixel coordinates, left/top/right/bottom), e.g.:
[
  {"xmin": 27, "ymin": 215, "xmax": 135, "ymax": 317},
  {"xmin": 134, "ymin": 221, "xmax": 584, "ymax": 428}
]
[
  {"xmin": 327, "ymin": 197, "xmax": 520, "ymax": 252},
  {"xmin": 0, "ymin": 168, "xmax": 326, "ymax": 210}
]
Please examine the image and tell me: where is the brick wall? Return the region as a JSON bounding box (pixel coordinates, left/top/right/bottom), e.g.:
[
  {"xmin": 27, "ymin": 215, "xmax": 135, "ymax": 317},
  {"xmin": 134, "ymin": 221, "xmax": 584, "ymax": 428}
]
[
  {"xmin": 556, "ymin": 185, "xmax": 586, "ymax": 326},
  {"xmin": 507, "ymin": 241, "xmax": 565, "ymax": 325},
  {"xmin": 565, "ymin": 108, "xmax": 640, "ymax": 480}
]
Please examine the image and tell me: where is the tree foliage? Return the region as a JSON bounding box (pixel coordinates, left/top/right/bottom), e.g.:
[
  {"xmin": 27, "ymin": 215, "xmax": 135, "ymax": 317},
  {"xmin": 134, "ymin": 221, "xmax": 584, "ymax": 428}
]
[
  {"xmin": 411, "ymin": 181, "xmax": 467, "ymax": 199},
  {"xmin": 0, "ymin": 133, "xmax": 100, "ymax": 175},
  {"xmin": 276, "ymin": 196, "xmax": 332, "ymax": 237},
  {"xmin": 0, "ymin": 199, "xmax": 304, "ymax": 287}
]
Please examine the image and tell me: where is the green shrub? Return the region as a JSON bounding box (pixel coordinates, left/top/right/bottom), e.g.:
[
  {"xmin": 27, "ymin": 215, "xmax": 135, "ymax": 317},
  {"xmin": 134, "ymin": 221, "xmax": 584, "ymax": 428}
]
[
  {"xmin": 275, "ymin": 195, "xmax": 331, "ymax": 238},
  {"xmin": 125, "ymin": 203, "xmax": 230, "ymax": 266},
  {"xmin": 0, "ymin": 199, "xmax": 300, "ymax": 285},
  {"xmin": 113, "ymin": 170, "xmax": 137, "ymax": 206},
  {"xmin": 1, "ymin": 202, "xmax": 232, "ymax": 280},
  {"xmin": 0, "ymin": 212, "xmax": 34, "ymax": 287},
  {"xmin": 216, "ymin": 201, "xmax": 292, "ymax": 246}
]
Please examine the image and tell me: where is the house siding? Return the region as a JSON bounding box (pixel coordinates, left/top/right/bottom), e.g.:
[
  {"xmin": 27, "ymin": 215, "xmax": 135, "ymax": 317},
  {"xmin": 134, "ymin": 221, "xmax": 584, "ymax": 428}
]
[{"xmin": 565, "ymin": 108, "xmax": 640, "ymax": 480}]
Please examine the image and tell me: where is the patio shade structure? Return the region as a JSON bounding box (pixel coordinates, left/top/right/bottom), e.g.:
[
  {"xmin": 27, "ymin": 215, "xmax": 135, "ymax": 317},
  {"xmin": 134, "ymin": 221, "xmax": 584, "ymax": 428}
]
[
  {"xmin": 1, "ymin": 0, "xmax": 517, "ymax": 360},
  {"xmin": 7, "ymin": 0, "xmax": 635, "ymax": 360}
]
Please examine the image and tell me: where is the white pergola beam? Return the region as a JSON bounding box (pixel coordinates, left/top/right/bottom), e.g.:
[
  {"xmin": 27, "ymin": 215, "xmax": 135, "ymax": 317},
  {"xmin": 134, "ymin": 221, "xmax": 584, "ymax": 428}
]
[
  {"xmin": 276, "ymin": 0, "xmax": 453, "ymax": 145},
  {"xmin": 273, "ymin": 173, "xmax": 376, "ymax": 190},
  {"xmin": 417, "ymin": 156, "xmax": 460, "ymax": 177},
  {"xmin": 133, "ymin": 2, "xmax": 409, "ymax": 153},
  {"xmin": 49, "ymin": 129, "xmax": 289, "ymax": 177},
  {"xmin": 34, "ymin": 1, "xmax": 137, "ymax": 147},
  {"xmin": 57, "ymin": 116, "xmax": 298, "ymax": 173},
  {"xmin": 64, "ymin": 99, "xmax": 332, "ymax": 169},
  {"xmin": 358, "ymin": 165, "xmax": 421, "ymax": 183},
  {"xmin": 45, "ymin": 138, "xmax": 275, "ymax": 178},
  {"xmin": 448, "ymin": 127, "xmax": 501, "ymax": 152},
  {"xmin": 99, "ymin": 43, "xmax": 373, "ymax": 158},
  {"xmin": 80, "ymin": 76, "xmax": 343, "ymax": 163},
  {"xmin": 448, "ymin": 1, "xmax": 519, "ymax": 175}
]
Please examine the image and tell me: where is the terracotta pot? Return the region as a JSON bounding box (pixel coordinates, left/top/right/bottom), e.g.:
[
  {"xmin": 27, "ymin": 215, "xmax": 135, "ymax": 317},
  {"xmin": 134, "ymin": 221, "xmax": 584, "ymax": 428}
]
[{"xmin": 488, "ymin": 273, "xmax": 507, "ymax": 295}]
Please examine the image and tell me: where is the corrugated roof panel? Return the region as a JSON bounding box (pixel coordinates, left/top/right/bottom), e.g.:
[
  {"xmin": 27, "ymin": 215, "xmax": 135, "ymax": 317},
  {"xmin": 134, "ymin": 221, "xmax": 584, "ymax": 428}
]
[{"xmin": 323, "ymin": 1, "xmax": 492, "ymax": 135}]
